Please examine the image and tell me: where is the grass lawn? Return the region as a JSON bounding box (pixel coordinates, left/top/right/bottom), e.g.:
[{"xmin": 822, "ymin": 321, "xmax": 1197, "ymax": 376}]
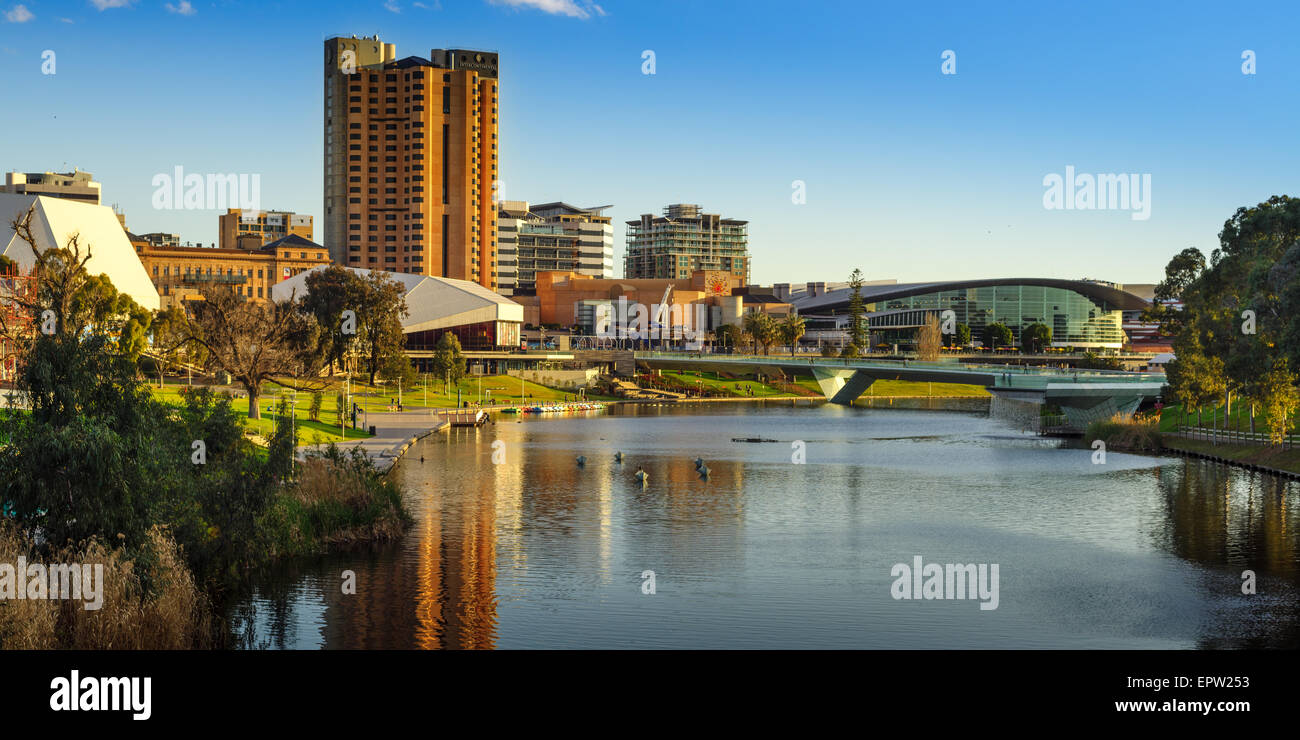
[
  {"xmin": 146, "ymin": 373, "xmax": 617, "ymax": 444},
  {"xmin": 146, "ymin": 378, "xmax": 372, "ymax": 445},
  {"xmin": 793, "ymin": 376, "xmax": 990, "ymax": 398},
  {"xmin": 428, "ymin": 374, "xmax": 619, "ymax": 406},
  {"xmin": 1161, "ymin": 435, "xmax": 1300, "ymax": 475},
  {"xmin": 659, "ymin": 371, "xmax": 794, "ymax": 398},
  {"xmin": 1158, "ymin": 402, "xmax": 1290, "ymax": 436}
]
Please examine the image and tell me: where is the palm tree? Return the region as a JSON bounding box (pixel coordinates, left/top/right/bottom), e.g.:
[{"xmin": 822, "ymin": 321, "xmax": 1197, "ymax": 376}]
[
  {"xmin": 744, "ymin": 311, "xmax": 777, "ymax": 356},
  {"xmin": 779, "ymin": 313, "xmax": 806, "ymax": 356}
]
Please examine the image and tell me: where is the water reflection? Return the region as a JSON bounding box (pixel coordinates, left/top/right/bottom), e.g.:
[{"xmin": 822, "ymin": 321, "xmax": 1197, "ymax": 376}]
[
  {"xmin": 1153, "ymin": 460, "xmax": 1299, "ymax": 648},
  {"xmin": 227, "ymin": 401, "xmax": 1300, "ymax": 649}
]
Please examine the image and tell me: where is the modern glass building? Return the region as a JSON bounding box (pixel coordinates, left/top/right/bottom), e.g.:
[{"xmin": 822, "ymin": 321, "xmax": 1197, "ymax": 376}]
[{"xmin": 790, "ymin": 278, "xmax": 1148, "ymax": 349}]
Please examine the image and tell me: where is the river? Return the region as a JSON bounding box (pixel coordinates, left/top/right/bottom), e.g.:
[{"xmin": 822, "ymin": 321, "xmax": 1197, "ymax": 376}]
[{"xmin": 226, "ymin": 401, "xmax": 1300, "ymax": 649}]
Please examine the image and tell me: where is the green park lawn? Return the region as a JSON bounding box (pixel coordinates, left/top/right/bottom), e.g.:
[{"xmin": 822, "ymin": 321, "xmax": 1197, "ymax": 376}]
[
  {"xmin": 793, "ymin": 376, "xmax": 990, "ymax": 399},
  {"xmin": 1158, "ymin": 402, "xmax": 1295, "ymax": 436},
  {"xmin": 659, "ymin": 370, "xmax": 795, "ymax": 397},
  {"xmin": 146, "ymin": 374, "xmax": 618, "ymax": 444}
]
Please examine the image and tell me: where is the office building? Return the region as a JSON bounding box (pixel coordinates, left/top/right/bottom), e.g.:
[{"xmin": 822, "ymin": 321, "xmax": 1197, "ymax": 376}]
[
  {"xmin": 497, "ymin": 200, "xmax": 613, "ymax": 295},
  {"xmin": 219, "ymin": 208, "xmax": 313, "ymax": 250},
  {"xmin": 1, "ymin": 170, "xmax": 102, "ymax": 205},
  {"xmin": 135, "ymin": 233, "xmax": 332, "ymax": 309},
  {"xmin": 528, "ymin": 269, "xmax": 788, "ymax": 334},
  {"xmin": 323, "ymin": 35, "xmax": 499, "ymax": 289},
  {"xmin": 624, "ymin": 203, "xmax": 749, "ymax": 283}
]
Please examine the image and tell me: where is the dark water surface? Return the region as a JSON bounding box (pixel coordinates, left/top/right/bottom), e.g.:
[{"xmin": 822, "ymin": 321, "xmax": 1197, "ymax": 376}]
[{"xmin": 227, "ymin": 401, "xmax": 1300, "ymax": 649}]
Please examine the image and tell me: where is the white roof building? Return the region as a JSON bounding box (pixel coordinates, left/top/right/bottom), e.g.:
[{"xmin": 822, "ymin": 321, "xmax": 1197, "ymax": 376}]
[
  {"xmin": 0, "ymin": 193, "xmax": 160, "ymax": 311},
  {"xmin": 272, "ymin": 265, "xmax": 523, "ymax": 349}
]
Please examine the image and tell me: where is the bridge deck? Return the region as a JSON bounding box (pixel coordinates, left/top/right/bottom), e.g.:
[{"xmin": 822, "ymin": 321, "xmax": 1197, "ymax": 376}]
[{"xmin": 634, "ymin": 352, "xmax": 1166, "ymax": 392}]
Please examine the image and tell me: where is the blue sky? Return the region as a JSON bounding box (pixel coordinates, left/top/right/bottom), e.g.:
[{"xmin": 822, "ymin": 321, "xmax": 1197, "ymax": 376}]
[{"xmin": 2, "ymin": 0, "xmax": 1298, "ymax": 286}]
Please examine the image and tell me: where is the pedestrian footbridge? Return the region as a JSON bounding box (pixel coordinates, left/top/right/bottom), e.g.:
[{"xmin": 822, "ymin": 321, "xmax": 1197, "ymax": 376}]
[{"xmin": 634, "ymin": 352, "xmax": 1167, "ymax": 428}]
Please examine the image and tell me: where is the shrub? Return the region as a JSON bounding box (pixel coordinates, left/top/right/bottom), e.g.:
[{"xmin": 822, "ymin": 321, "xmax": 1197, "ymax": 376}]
[
  {"xmin": 0, "ymin": 523, "xmax": 212, "ymax": 649},
  {"xmin": 260, "ymin": 444, "xmax": 409, "ymax": 558},
  {"xmin": 1085, "ymin": 413, "xmax": 1162, "ymax": 452}
]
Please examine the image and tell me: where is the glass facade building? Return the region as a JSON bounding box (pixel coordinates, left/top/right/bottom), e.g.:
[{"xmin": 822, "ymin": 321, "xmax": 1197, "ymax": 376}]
[{"xmin": 792, "ymin": 279, "xmax": 1146, "ymax": 349}]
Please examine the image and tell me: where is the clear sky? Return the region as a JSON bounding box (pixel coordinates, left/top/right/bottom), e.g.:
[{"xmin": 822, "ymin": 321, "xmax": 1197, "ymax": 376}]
[{"xmin": 2, "ymin": 0, "xmax": 1297, "ymax": 287}]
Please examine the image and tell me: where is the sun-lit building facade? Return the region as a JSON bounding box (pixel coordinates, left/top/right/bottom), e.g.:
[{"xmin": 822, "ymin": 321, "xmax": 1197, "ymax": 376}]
[{"xmin": 792, "ymin": 278, "xmax": 1146, "ymax": 349}]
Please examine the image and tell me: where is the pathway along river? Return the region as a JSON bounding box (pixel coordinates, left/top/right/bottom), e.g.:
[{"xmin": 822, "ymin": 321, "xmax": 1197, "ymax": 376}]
[{"xmin": 226, "ymin": 400, "xmax": 1300, "ymax": 649}]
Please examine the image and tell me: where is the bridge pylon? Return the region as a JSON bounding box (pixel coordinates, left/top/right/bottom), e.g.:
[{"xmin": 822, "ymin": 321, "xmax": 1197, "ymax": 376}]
[{"xmin": 811, "ymin": 367, "xmax": 876, "ymax": 405}]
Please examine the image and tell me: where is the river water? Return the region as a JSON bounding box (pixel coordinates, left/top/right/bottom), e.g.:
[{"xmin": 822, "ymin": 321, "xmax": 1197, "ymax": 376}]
[{"xmin": 227, "ymin": 401, "xmax": 1300, "ymax": 649}]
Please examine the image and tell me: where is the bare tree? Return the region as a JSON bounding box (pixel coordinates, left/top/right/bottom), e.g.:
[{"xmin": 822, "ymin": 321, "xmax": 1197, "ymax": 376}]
[
  {"xmin": 915, "ymin": 313, "xmax": 942, "ymax": 361},
  {"xmin": 179, "ymin": 284, "xmax": 322, "ymax": 419}
]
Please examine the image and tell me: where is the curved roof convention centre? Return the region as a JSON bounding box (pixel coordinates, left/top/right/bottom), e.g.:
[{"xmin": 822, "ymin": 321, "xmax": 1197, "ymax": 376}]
[{"xmin": 790, "ymin": 278, "xmax": 1149, "ymax": 313}]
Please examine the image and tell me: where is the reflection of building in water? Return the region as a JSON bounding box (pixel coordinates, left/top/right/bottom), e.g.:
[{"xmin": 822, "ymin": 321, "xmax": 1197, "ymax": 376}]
[
  {"xmin": 1155, "ymin": 462, "xmax": 1300, "ymax": 647},
  {"xmin": 411, "ymin": 429, "xmax": 502, "ymax": 649},
  {"xmin": 307, "ymin": 431, "xmax": 505, "ymax": 649}
]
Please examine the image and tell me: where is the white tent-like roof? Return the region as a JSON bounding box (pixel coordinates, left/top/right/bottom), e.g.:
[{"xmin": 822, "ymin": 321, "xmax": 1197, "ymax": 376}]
[
  {"xmin": 271, "ymin": 265, "xmax": 523, "ymax": 332},
  {"xmin": 0, "ymin": 193, "xmax": 160, "ymax": 311}
]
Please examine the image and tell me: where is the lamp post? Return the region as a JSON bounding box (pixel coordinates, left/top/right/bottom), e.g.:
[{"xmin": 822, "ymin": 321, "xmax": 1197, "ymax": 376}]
[{"xmin": 289, "ymin": 390, "xmax": 298, "ymax": 474}]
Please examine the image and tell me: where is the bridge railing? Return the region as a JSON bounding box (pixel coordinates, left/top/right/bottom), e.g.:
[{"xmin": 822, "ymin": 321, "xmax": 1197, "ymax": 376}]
[{"xmin": 635, "ymin": 352, "xmax": 1166, "ymax": 385}]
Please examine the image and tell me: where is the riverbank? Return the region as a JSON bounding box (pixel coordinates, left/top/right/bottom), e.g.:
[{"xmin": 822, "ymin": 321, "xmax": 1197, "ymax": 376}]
[{"xmin": 1159, "ymin": 433, "xmax": 1300, "ymax": 479}]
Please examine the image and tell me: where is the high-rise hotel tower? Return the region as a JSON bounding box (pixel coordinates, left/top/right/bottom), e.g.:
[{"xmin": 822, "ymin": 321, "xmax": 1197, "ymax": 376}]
[{"xmin": 324, "ymin": 35, "xmax": 500, "ymax": 289}]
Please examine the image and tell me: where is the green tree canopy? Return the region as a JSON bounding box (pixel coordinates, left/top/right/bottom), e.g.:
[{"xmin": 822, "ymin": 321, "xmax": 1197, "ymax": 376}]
[
  {"xmin": 847, "ymin": 268, "xmax": 867, "ymax": 349},
  {"xmin": 1021, "ymin": 323, "xmax": 1052, "ymax": 353},
  {"xmin": 984, "ymin": 322, "xmax": 1013, "ymax": 348}
]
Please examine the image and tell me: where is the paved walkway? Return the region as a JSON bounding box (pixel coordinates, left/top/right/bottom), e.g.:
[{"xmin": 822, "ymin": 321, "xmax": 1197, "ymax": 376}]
[{"xmin": 299, "ymin": 408, "xmax": 452, "ymax": 472}]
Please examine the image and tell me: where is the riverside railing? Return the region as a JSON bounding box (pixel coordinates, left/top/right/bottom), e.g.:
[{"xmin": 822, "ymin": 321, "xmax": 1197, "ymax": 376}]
[
  {"xmin": 1175, "ymin": 424, "xmax": 1297, "ymax": 448},
  {"xmin": 634, "ymin": 352, "xmax": 1167, "ymax": 390}
]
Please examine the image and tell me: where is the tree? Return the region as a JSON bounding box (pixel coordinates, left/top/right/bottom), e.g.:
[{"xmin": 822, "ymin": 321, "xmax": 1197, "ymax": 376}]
[
  {"xmin": 151, "ymin": 304, "xmax": 202, "ymax": 374},
  {"xmin": 840, "ymin": 344, "xmax": 860, "ymax": 358},
  {"xmin": 431, "ymin": 332, "xmax": 465, "ymax": 391},
  {"xmin": 379, "ymin": 351, "xmax": 419, "ymax": 392},
  {"xmin": 778, "ymin": 313, "xmax": 806, "ymax": 356},
  {"xmin": 954, "ymin": 323, "xmax": 972, "ymax": 348},
  {"xmin": 0, "ymin": 212, "xmax": 180, "ymax": 553},
  {"xmin": 984, "ymin": 322, "xmax": 1013, "ymax": 349},
  {"xmin": 309, "ymin": 390, "xmax": 324, "ymax": 422},
  {"xmin": 914, "ymin": 314, "xmax": 942, "ymax": 360},
  {"xmin": 713, "ymin": 323, "xmax": 740, "ymax": 353},
  {"xmin": 1143, "ymin": 247, "xmax": 1206, "ymax": 338},
  {"xmin": 1154, "ymin": 247, "xmax": 1207, "ymax": 303},
  {"xmin": 743, "ymin": 311, "xmax": 777, "ymax": 355},
  {"xmin": 1165, "ymin": 352, "xmax": 1225, "ymax": 418},
  {"xmin": 355, "ymin": 271, "xmax": 408, "ymax": 386},
  {"xmin": 1021, "ymin": 323, "xmax": 1052, "ymax": 353},
  {"xmin": 181, "ymin": 284, "xmax": 322, "ymax": 419},
  {"xmin": 299, "ymin": 265, "xmax": 366, "ymax": 375},
  {"xmin": 1, "ymin": 207, "xmax": 151, "ymax": 364},
  {"xmin": 821, "ymin": 343, "xmax": 839, "ymax": 357},
  {"xmin": 1162, "ymin": 197, "xmax": 1300, "ymax": 424},
  {"xmin": 847, "ymin": 268, "xmax": 867, "ymax": 349},
  {"xmin": 1253, "ymin": 359, "xmax": 1298, "ymax": 445}
]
